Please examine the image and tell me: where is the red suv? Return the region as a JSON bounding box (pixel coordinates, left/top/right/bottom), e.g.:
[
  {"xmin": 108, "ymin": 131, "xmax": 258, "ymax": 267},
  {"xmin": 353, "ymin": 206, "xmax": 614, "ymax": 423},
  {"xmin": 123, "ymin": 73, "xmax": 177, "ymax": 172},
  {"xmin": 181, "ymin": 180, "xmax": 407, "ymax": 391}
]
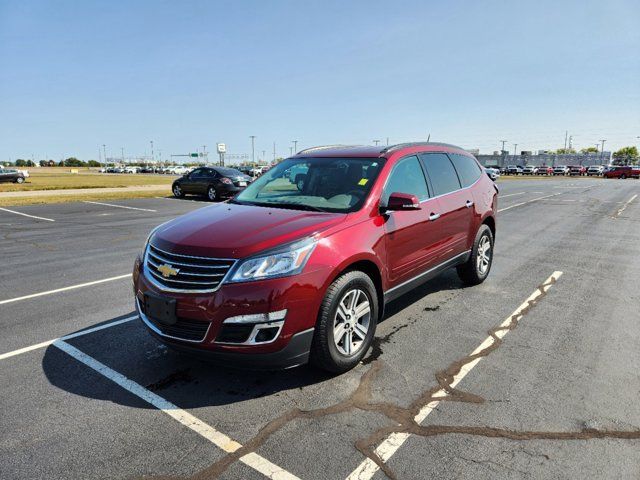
[
  {"xmin": 603, "ymin": 166, "xmax": 639, "ymax": 179},
  {"xmin": 133, "ymin": 143, "xmax": 498, "ymax": 372}
]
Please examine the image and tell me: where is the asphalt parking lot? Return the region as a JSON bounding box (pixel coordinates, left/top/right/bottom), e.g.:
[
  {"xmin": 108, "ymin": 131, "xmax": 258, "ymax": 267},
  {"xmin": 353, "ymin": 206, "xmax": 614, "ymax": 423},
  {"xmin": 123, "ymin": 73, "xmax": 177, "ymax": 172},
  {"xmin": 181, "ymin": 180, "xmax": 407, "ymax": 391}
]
[{"xmin": 1, "ymin": 178, "xmax": 639, "ymax": 479}]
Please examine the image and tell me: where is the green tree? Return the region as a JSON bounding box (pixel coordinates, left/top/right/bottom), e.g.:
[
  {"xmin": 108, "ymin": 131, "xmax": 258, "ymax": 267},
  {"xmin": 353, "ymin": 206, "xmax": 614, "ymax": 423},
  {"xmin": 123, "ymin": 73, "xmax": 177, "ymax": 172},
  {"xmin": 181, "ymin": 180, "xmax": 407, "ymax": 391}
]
[
  {"xmin": 87, "ymin": 160, "xmax": 101, "ymax": 167},
  {"xmin": 613, "ymin": 146, "xmax": 638, "ymax": 164},
  {"xmin": 580, "ymin": 147, "xmax": 598, "ymax": 154},
  {"xmin": 15, "ymin": 159, "xmax": 28, "ymax": 167},
  {"xmin": 554, "ymin": 148, "xmax": 576, "ymax": 154},
  {"xmin": 63, "ymin": 157, "xmax": 86, "ymax": 167}
]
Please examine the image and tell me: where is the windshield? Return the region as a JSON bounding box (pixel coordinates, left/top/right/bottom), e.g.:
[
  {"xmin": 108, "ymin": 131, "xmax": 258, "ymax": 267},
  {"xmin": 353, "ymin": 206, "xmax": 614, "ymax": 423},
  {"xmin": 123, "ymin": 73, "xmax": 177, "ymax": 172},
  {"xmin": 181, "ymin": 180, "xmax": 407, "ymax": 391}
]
[{"xmin": 232, "ymin": 157, "xmax": 384, "ymax": 213}]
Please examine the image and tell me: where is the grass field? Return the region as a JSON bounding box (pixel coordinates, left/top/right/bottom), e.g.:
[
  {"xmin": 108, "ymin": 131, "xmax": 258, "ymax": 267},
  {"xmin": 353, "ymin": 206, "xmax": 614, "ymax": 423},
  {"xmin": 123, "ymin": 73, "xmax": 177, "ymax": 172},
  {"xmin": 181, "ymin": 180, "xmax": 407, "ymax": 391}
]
[
  {"xmin": 0, "ymin": 188, "xmax": 172, "ymax": 207},
  {"xmin": 0, "ymin": 169, "xmax": 174, "ymax": 192}
]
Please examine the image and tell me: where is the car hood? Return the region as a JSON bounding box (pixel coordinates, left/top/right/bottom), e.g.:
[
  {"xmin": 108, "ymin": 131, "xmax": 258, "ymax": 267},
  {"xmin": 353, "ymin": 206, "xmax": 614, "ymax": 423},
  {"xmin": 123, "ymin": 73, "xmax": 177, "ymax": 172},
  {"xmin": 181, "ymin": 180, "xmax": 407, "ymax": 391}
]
[{"xmin": 151, "ymin": 203, "xmax": 347, "ymax": 258}]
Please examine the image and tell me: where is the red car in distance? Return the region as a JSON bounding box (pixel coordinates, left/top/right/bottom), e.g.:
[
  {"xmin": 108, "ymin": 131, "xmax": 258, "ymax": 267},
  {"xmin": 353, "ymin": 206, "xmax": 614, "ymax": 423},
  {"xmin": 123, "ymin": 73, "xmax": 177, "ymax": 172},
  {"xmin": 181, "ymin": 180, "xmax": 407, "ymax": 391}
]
[
  {"xmin": 603, "ymin": 166, "xmax": 639, "ymax": 179},
  {"xmin": 537, "ymin": 166, "xmax": 553, "ymax": 175},
  {"xmin": 133, "ymin": 143, "xmax": 498, "ymax": 372}
]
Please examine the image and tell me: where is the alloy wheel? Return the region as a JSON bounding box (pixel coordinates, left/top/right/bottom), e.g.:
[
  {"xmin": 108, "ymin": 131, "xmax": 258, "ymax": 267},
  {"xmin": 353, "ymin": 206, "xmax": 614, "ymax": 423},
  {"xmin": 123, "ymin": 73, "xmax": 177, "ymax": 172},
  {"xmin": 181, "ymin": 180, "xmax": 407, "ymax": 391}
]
[
  {"xmin": 333, "ymin": 288, "xmax": 371, "ymax": 356},
  {"xmin": 173, "ymin": 185, "xmax": 182, "ymax": 197},
  {"xmin": 208, "ymin": 187, "xmax": 217, "ymax": 201},
  {"xmin": 476, "ymin": 235, "xmax": 492, "ymax": 275}
]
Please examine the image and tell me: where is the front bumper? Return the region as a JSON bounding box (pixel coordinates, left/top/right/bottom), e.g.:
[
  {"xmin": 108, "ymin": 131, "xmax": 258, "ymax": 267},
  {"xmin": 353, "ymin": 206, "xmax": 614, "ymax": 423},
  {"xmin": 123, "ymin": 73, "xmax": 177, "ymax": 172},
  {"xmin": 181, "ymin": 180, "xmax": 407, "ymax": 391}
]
[{"xmin": 133, "ymin": 260, "xmax": 330, "ymax": 368}]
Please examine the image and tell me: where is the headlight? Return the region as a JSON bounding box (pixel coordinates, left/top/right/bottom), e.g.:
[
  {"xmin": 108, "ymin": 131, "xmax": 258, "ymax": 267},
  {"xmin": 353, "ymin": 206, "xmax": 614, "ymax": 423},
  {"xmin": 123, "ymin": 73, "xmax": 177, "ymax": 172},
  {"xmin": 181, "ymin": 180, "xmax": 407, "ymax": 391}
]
[{"xmin": 229, "ymin": 238, "xmax": 317, "ymax": 283}]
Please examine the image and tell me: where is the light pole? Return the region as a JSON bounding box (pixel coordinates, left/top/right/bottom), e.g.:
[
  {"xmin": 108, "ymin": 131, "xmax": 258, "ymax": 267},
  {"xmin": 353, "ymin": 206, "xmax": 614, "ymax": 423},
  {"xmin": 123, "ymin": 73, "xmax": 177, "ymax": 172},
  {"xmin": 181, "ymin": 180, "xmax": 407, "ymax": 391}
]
[
  {"xmin": 373, "ymin": 140, "xmax": 380, "ymax": 146},
  {"xmin": 500, "ymin": 140, "xmax": 507, "ymax": 153},
  {"xmin": 289, "ymin": 146, "xmax": 293, "ymax": 156},
  {"xmin": 262, "ymin": 150, "xmax": 266, "ymax": 163},
  {"xmin": 121, "ymin": 147, "xmax": 124, "ymax": 164},
  {"xmin": 513, "ymin": 143, "xmax": 518, "ymax": 157},
  {"xmin": 102, "ymin": 144, "xmax": 107, "ymax": 165},
  {"xmin": 249, "ymin": 136, "xmax": 256, "ymax": 164},
  {"xmin": 150, "ymin": 141, "xmax": 154, "ymax": 163},
  {"xmin": 599, "ymin": 139, "xmax": 606, "ymax": 163},
  {"xmin": 292, "ymin": 140, "xmax": 298, "ymax": 153}
]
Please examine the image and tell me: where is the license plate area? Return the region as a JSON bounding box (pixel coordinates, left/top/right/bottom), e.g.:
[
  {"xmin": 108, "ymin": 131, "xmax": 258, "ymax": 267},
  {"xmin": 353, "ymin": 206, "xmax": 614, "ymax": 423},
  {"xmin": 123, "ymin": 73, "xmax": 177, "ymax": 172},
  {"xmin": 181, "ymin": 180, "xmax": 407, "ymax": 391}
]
[
  {"xmin": 144, "ymin": 293, "xmax": 177, "ymax": 325},
  {"xmin": 238, "ymin": 181, "xmax": 247, "ymax": 187}
]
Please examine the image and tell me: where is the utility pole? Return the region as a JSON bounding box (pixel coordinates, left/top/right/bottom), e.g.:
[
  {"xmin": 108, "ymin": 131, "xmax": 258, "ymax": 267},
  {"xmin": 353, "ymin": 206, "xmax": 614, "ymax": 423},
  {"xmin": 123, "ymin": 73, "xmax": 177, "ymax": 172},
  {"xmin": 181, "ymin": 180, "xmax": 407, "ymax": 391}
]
[
  {"xmin": 599, "ymin": 139, "xmax": 606, "ymax": 163},
  {"xmin": 262, "ymin": 150, "xmax": 266, "ymax": 163},
  {"xmin": 564, "ymin": 131, "xmax": 568, "ymax": 151},
  {"xmin": 513, "ymin": 143, "xmax": 518, "ymax": 157},
  {"xmin": 249, "ymin": 136, "xmax": 256, "ymax": 164},
  {"xmin": 500, "ymin": 140, "xmax": 507, "ymax": 153},
  {"xmin": 289, "ymin": 146, "xmax": 293, "ymax": 156},
  {"xmin": 568, "ymin": 136, "xmax": 573, "ymax": 150},
  {"xmin": 150, "ymin": 141, "xmax": 154, "ymax": 163},
  {"xmin": 98, "ymin": 146, "xmax": 102, "ymax": 164},
  {"xmin": 292, "ymin": 140, "xmax": 298, "ymax": 153},
  {"xmin": 386, "ymin": 137, "xmax": 389, "ymax": 146},
  {"xmin": 102, "ymin": 144, "xmax": 107, "ymax": 165},
  {"xmin": 427, "ymin": 133, "xmax": 431, "ymax": 142},
  {"xmin": 121, "ymin": 147, "xmax": 124, "ymax": 164},
  {"xmin": 373, "ymin": 140, "xmax": 380, "ymax": 146},
  {"xmin": 273, "ymin": 142, "xmax": 276, "ymax": 162}
]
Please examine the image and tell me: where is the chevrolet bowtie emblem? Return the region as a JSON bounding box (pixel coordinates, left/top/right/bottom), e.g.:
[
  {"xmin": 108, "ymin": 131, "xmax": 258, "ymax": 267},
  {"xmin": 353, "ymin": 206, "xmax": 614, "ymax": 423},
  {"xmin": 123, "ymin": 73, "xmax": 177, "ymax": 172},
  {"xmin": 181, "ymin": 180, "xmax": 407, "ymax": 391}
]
[{"xmin": 157, "ymin": 264, "xmax": 180, "ymax": 278}]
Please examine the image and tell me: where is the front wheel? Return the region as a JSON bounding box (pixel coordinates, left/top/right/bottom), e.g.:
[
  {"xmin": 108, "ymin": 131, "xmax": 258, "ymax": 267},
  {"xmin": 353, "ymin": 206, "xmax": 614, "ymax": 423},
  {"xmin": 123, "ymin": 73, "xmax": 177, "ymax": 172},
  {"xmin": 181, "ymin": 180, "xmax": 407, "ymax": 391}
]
[
  {"xmin": 457, "ymin": 224, "xmax": 494, "ymax": 286},
  {"xmin": 15, "ymin": 176, "xmax": 25, "ymax": 184},
  {"xmin": 310, "ymin": 271, "xmax": 378, "ymax": 373},
  {"xmin": 206, "ymin": 186, "xmax": 218, "ymax": 201},
  {"xmin": 172, "ymin": 184, "xmax": 184, "ymax": 198}
]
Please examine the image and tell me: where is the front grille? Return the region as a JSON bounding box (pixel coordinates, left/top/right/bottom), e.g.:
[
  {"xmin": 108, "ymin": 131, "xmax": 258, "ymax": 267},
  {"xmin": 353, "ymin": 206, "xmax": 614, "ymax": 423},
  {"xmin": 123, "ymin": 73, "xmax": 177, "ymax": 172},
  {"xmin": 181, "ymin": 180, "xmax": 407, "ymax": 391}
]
[
  {"xmin": 145, "ymin": 313, "xmax": 210, "ymax": 342},
  {"xmin": 145, "ymin": 243, "xmax": 235, "ymax": 292}
]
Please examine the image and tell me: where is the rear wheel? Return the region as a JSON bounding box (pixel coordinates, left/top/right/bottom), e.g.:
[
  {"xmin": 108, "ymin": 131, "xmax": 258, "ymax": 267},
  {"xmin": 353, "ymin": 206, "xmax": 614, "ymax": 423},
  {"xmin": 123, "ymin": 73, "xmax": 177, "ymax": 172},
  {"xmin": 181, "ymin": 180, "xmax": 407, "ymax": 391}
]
[
  {"xmin": 621, "ymin": 174, "xmax": 627, "ymax": 179},
  {"xmin": 310, "ymin": 271, "xmax": 378, "ymax": 373},
  {"xmin": 15, "ymin": 176, "xmax": 25, "ymax": 184},
  {"xmin": 457, "ymin": 224, "xmax": 494, "ymax": 286},
  {"xmin": 207, "ymin": 186, "xmax": 218, "ymax": 201}
]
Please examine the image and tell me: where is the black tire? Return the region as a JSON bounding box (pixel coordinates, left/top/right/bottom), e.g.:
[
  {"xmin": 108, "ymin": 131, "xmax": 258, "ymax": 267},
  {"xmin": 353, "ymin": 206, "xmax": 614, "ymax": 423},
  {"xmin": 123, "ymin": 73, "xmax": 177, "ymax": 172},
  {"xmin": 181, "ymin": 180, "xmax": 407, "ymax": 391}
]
[
  {"xmin": 206, "ymin": 186, "xmax": 218, "ymax": 201},
  {"xmin": 310, "ymin": 270, "xmax": 379, "ymax": 373},
  {"xmin": 620, "ymin": 174, "xmax": 626, "ymax": 179},
  {"xmin": 457, "ymin": 224, "xmax": 494, "ymax": 286},
  {"xmin": 172, "ymin": 183, "xmax": 184, "ymax": 198},
  {"xmin": 15, "ymin": 176, "xmax": 25, "ymax": 184}
]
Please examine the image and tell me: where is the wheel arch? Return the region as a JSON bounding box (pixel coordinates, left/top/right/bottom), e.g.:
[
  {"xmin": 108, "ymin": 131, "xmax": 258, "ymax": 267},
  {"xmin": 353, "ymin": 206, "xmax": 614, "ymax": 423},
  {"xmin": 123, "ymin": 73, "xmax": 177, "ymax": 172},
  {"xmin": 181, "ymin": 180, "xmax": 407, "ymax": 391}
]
[
  {"xmin": 482, "ymin": 214, "xmax": 496, "ymax": 240},
  {"xmin": 329, "ymin": 257, "xmax": 385, "ymax": 322}
]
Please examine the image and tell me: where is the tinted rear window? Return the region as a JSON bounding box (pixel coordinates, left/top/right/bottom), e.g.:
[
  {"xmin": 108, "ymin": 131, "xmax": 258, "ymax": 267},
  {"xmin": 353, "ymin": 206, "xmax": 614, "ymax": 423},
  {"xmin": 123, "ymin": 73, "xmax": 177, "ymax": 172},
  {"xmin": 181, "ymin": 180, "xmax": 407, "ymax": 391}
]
[
  {"xmin": 215, "ymin": 167, "xmax": 243, "ymax": 177},
  {"xmin": 449, "ymin": 154, "xmax": 481, "ymax": 187},
  {"xmin": 420, "ymin": 153, "xmax": 461, "ymax": 196}
]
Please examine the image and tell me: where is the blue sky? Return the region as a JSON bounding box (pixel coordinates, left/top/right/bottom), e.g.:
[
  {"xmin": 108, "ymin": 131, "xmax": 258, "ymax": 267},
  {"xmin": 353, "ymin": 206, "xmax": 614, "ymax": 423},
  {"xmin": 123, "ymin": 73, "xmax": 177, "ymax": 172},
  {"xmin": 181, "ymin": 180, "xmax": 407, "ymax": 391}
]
[{"xmin": 1, "ymin": 0, "xmax": 638, "ymax": 162}]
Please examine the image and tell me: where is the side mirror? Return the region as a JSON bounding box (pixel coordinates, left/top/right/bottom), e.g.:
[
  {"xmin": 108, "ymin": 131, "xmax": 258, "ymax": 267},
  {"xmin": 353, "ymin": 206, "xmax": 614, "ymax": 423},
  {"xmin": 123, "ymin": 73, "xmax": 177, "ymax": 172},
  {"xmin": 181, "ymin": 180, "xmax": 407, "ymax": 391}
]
[{"xmin": 382, "ymin": 192, "xmax": 421, "ymax": 212}]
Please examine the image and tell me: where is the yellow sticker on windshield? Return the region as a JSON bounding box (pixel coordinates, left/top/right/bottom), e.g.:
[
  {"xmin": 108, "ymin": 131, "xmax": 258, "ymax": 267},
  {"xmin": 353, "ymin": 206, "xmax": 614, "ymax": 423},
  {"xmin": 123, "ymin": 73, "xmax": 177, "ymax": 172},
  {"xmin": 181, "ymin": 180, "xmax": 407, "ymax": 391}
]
[{"xmin": 358, "ymin": 178, "xmax": 368, "ymax": 186}]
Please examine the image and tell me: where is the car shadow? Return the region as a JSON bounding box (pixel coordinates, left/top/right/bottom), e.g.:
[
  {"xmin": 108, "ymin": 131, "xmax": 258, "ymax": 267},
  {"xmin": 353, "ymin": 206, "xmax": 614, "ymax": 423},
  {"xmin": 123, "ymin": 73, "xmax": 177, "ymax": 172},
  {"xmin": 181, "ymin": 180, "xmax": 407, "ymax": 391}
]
[{"xmin": 41, "ymin": 272, "xmax": 463, "ymax": 410}]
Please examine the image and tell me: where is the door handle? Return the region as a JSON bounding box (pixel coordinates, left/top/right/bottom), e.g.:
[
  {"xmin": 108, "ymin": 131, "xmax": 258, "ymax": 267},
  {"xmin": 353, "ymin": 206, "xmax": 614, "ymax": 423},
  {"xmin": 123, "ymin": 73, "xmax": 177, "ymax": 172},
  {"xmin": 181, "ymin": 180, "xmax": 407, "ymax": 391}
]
[
  {"xmin": 429, "ymin": 212, "xmax": 440, "ymax": 221},
  {"xmin": 465, "ymin": 200, "xmax": 474, "ymax": 208}
]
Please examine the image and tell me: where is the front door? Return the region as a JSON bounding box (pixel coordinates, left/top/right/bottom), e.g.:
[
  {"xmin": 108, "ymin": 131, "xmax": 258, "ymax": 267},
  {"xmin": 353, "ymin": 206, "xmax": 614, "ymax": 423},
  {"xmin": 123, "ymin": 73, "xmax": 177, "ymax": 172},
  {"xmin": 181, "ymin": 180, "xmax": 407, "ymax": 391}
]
[{"xmin": 382, "ymin": 155, "xmax": 447, "ymax": 287}]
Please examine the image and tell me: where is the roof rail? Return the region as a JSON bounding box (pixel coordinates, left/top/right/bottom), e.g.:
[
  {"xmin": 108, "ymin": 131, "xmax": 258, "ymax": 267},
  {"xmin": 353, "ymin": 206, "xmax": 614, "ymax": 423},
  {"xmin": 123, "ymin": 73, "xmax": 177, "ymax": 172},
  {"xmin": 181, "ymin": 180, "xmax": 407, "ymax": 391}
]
[
  {"xmin": 381, "ymin": 142, "xmax": 465, "ymax": 154},
  {"xmin": 295, "ymin": 144, "xmax": 353, "ymax": 155}
]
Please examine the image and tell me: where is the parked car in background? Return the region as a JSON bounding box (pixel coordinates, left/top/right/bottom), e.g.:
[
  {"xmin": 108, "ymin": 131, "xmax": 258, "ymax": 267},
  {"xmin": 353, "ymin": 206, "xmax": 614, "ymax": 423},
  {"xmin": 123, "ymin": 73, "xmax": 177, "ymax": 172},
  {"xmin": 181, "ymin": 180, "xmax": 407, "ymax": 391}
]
[
  {"xmin": 249, "ymin": 167, "xmax": 262, "ymax": 177},
  {"xmin": 603, "ymin": 166, "xmax": 638, "ymax": 179},
  {"xmin": 0, "ymin": 167, "xmax": 27, "ymax": 183},
  {"xmin": 170, "ymin": 166, "xmax": 191, "ymax": 175},
  {"xmin": 484, "ymin": 167, "xmax": 500, "ymax": 181},
  {"xmin": 586, "ymin": 165, "xmax": 605, "ymax": 176},
  {"xmin": 553, "ymin": 165, "xmax": 570, "ymax": 176},
  {"xmin": 506, "ymin": 165, "xmax": 523, "ymax": 175},
  {"xmin": 569, "ymin": 165, "xmax": 586, "ymax": 176},
  {"xmin": 124, "ymin": 166, "xmax": 140, "ymax": 174},
  {"xmin": 537, "ymin": 166, "xmax": 553, "ymax": 175},
  {"xmin": 135, "ymin": 143, "xmax": 497, "ymax": 372},
  {"xmin": 172, "ymin": 166, "xmax": 252, "ymax": 201},
  {"xmin": 522, "ymin": 166, "xmax": 539, "ymax": 175}
]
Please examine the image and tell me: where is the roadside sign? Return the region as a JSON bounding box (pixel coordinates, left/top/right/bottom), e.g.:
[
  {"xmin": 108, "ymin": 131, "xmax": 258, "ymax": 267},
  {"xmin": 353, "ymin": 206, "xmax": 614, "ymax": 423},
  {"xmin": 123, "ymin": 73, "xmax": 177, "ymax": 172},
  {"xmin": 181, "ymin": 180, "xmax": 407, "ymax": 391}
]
[{"xmin": 217, "ymin": 143, "xmax": 226, "ymax": 154}]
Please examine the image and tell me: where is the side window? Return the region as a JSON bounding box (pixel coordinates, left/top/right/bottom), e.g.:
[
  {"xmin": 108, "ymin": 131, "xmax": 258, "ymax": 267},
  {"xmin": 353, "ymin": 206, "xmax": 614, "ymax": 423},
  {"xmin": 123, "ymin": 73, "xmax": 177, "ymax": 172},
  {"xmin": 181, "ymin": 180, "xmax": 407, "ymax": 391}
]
[
  {"xmin": 420, "ymin": 153, "xmax": 461, "ymax": 196},
  {"xmin": 382, "ymin": 156, "xmax": 429, "ymax": 204},
  {"xmin": 189, "ymin": 168, "xmax": 204, "ymax": 178},
  {"xmin": 205, "ymin": 168, "xmax": 218, "ymax": 177},
  {"xmin": 449, "ymin": 154, "xmax": 481, "ymax": 188}
]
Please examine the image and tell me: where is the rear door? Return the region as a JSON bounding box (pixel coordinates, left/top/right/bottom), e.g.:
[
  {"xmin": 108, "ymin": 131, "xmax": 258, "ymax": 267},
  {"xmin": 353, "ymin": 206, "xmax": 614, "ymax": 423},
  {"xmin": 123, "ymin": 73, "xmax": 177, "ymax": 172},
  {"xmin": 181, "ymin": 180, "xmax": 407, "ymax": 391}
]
[
  {"xmin": 181, "ymin": 168, "xmax": 205, "ymax": 194},
  {"xmin": 419, "ymin": 153, "xmax": 475, "ymax": 258},
  {"xmin": 382, "ymin": 155, "xmax": 446, "ymax": 286}
]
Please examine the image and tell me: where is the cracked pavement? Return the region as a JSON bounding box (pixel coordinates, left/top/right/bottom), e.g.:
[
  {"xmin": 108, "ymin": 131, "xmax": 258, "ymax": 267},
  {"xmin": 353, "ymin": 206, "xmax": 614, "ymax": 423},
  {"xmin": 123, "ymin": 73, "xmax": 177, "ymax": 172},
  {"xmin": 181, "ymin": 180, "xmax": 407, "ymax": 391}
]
[{"xmin": 1, "ymin": 178, "xmax": 639, "ymax": 479}]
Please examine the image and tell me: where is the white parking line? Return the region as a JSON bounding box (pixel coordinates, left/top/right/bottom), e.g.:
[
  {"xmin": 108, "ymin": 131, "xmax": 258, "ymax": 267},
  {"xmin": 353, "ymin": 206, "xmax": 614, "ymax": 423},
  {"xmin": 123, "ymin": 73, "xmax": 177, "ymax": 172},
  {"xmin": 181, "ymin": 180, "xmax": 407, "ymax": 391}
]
[
  {"xmin": 54, "ymin": 340, "xmax": 299, "ymax": 480},
  {"xmin": 0, "ymin": 316, "xmax": 137, "ymax": 361},
  {"xmin": 347, "ymin": 271, "xmax": 563, "ymax": 480},
  {"xmin": 498, "ymin": 192, "xmax": 564, "ymax": 212},
  {"xmin": 0, "ymin": 273, "xmax": 131, "ymax": 305},
  {"xmin": 83, "ymin": 201, "xmax": 157, "ymax": 212},
  {"xmin": 614, "ymin": 194, "xmax": 637, "ymax": 218},
  {"xmin": 499, "ymin": 192, "xmax": 526, "ymax": 198},
  {"xmin": 0, "ymin": 207, "xmax": 55, "ymax": 222}
]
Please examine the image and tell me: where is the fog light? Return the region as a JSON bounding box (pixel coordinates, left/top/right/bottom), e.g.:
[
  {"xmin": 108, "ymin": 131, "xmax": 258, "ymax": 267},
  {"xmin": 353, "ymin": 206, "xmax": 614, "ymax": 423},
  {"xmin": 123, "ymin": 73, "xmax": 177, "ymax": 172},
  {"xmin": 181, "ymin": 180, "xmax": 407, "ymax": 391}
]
[{"xmin": 223, "ymin": 309, "xmax": 287, "ymax": 324}]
